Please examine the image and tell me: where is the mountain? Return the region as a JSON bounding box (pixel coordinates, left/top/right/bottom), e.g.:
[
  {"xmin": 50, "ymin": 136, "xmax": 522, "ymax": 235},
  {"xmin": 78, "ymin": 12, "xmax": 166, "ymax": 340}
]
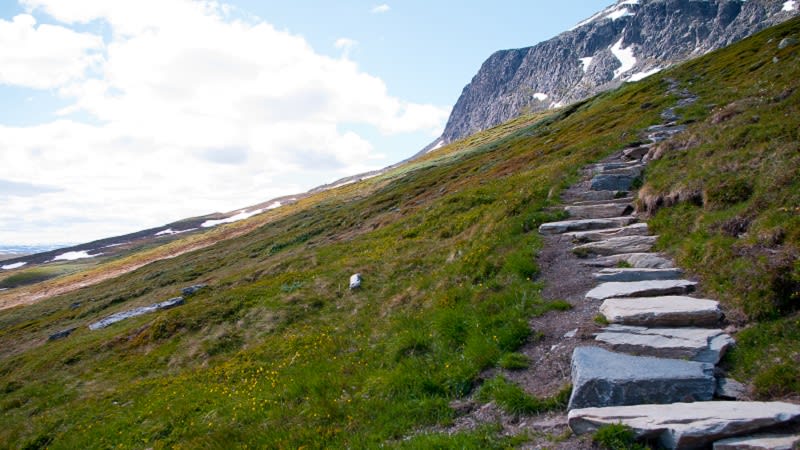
[
  {"xmin": 0, "ymin": 12, "xmax": 798, "ymax": 449},
  {"xmin": 437, "ymin": 0, "xmax": 799, "ymax": 145}
]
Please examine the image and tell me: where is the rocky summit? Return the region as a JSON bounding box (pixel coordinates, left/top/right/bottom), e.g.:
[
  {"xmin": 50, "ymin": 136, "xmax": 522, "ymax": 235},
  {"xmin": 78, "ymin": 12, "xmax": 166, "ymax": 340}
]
[{"xmin": 435, "ymin": 0, "xmax": 799, "ymax": 146}]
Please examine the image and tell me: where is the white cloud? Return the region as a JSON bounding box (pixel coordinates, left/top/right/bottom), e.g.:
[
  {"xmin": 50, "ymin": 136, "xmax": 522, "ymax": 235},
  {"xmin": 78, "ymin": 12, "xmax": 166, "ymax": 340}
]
[
  {"xmin": 0, "ymin": 14, "xmax": 103, "ymax": 89},
  {"xmin": 334, "ymin": 37, "xmax": 358, "ymax": 58},
  {"xmin": 0, "ymin": 0, "xmax": 449, "ymax": 245},
  {"xmin": 371, "ymin": 4, "xmax": 390, "ymax": 14}
]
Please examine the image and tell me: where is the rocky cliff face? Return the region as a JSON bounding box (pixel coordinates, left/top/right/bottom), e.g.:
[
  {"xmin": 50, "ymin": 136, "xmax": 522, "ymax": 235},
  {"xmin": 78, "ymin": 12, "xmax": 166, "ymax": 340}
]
[{"xmin": 437, "ymin": 0, "xmax": 798, "ymax": 145}]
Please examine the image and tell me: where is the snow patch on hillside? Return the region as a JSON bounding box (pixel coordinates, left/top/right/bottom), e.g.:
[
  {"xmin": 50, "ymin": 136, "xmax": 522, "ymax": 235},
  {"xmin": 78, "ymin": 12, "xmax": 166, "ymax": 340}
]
[
  {"xmin": 52, "ymin": 250, "xmax": 102, "ymax": 261},
  {"xmin": 1, "ymin": 262, "xmax": 26, "ymax": 270},
  {"xmin": 155, "ymin": 228, "xmax": 197, "ymax": 236},
  {"xmin": 533, "ymin": 93, "xmax": 549, "ymax": 101},
  {"xmin": 606, "ymin": 7, "xmax": 634, "ymax": 20},
  {"xmin": 611, "ymin": 38, "xmax": 637, "ymax": 78},
  {"xmin": 201, "ymin": 209, "xmax": 264, "ymax": 228},
  {"xmin": 427, "ymin": 139, "xmax": 445, "ymax": 153},
  {"xmin": 629, "ymin": 67, "xmax": 662, "ymax": 82},
  {"xmin": 579, "ymin": 57, "xmax": 594, "ymax": 73},
  {"xmin": 783, "ymin": 1, "xmax": 797, "ymax": 11}
]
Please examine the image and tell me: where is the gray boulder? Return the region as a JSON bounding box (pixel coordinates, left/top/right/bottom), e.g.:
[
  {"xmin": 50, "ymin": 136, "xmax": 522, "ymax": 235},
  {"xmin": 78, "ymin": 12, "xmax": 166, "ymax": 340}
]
[
  {"xmin": 714, "ymin": 434, "xmax": 800, "ymax": 450},
  {"xmin": 590, "ymin": 173, "xmax": 637, "ymax": 191},
  {"xmin": 89, "ymin": 297, "xmax": 185, "ymax": 330},
  {"xmin": 181, "ymin": 284, "xmax": 207, "ymax": 296},
  {"xmin": 568, "ymin": 346, "xmax": 715, "ymax": 410},
  {"xmin": 48, "ymin": 328, "xmax": 76, "ymax": 341},
  {"xmin": 568, "ymin": 401, "xmax": 800, "ymax": 450},
  {"xmin": 716, "ymin": 377, "xmax": 749, "ymax": 400}
]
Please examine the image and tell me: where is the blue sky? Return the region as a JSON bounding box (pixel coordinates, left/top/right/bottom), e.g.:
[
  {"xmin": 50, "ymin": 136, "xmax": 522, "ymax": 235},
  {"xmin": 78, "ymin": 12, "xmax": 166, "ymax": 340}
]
[{"xmin": 0, "ymin": 0, "xmax": 611, "ymax": 245}]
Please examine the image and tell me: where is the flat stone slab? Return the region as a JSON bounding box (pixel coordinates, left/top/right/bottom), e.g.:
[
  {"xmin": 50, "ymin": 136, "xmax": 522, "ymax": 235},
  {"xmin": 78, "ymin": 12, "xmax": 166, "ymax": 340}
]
[
  {"xmin": 590, "ymin": 173, "xmax": 637, "ymax": 191},
  {"xmin": 565, "ymin": 203, "xmax": 633, "ymax": 219},
  {"xmin": 568, "ymin": 401, "xmax": 800, "ymax": 450},
  {"xmin": 570, "ymin": 197, "xmax": 634, "ymax": 206},
  {"xmin": 586, "ymin": 279, "xmax": 697, "ymax": 300},
  {"xmin": 538, "ymin": 216, "xmax": 637, "ymax": 234},
  {"xmin": 600, "ymin": 296, "xmax": 722, "ymax": 327},
  {"xmin": 565, "ymin": 223, "xmax": 649, "ymax": 243},
  {"xmin": 568, "ymin": 347, "xmax": 714, "ymax": 410},
  {"xmin": 571, "ymin": 190, "xmax": 626, "ymax": 202},
  {"xmin": 595, "ymin": 325, "xmax": 734, "ymax": 363},
  {"xmin": 593, "ymin": 267, "xmax": 684, "ymax": 282},
  {"xmin": 623, "ymin": 146, "xmax": 650, "ymax": 159},
  {"xmin": 714, "ymin": 434, "xmax": 800, "ymax": 450},
  {"xmin": 574, "ymin": 235, "xmax": 657, "ymax": 256},
  {"xmin": 585, "ymin": 252, "xmax": 675, "ymax": 269},
  {"xmin": 89, "ymin": 297, "xmax": 185, "ymax": 330}
]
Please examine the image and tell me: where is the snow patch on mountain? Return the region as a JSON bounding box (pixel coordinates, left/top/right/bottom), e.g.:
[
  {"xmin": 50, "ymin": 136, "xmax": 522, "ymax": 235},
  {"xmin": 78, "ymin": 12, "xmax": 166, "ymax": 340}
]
[
  {"xmin": 784, "ymin": 1, "xmax": 798, "ymax": 11},
  {"xmin": 611, "ymin": 37, "xmax": 637, "ymax": 78},
  {"xmin": 155, "ymin": 228, "xmax": 197, "ymax": 237},
  {"xmin": 201, "ymin": 209, "xmax": 265, "ymax": 228},
  {"xmin": 1, "ymin": 262, "xmax": 26, "ymax": 270},
  {"xmin": 533, "ymin": 93, "xmax": 549, "ymax": 101},
  {"xmin": 579, "ymin": 57, "xmax": 594, "ymax": 73},
  {"xmin": 606, "ymin": 8, "xmax": 634, "ymax": 21},
  {"xmin": 427, "ymin": 139, "xmax": 445, "ymax": 153},
  {"xmin": 629, "ymin": 67, "xmax": 663, "ymax": 81},
  {"xmin": 52, "ymin": 250, "xmax": 102, "ymax": 262}
]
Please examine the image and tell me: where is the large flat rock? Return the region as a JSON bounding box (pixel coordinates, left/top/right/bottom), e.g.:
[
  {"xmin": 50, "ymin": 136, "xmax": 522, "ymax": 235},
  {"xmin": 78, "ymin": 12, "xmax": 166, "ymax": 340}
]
[
  {"xmin": 591, "ymin": 173, "xmax": 637, "ymax": 191},
  {"xmin": 570, "ymin": 190, "xmax": 626, "ymax": 202},
  {"xmin": 714, "ymin": 434, "xmax": 800, "ymax": 450},
  {"xmin": 600, "ymin": 296, "xmax": 722, "ymax": 327},
  {"xmin": 585, "ymin": 279, "xmax": 697, "ymax": 300},
  {"xmin": 570, "ymin": 197, "xmax": 635, "ymax": 206},
  {"xmin": 568, "ymin": 347, "xmax": 714, "ymax": 410},
  {"xmin": 538, "ymin": 216, "xmax": 637, "ymax": 234},
  {"xmin": 593, "ymin": 267, "xmax": 684, "ymax": 282},
  {"xmin": 594, "ymin": 325, "xmax": 734, "ymax": 363},
  {"xmin": 565, "ymin": 223, "xmax": 649, "ymax": 243},
  {"xmin": 565, "ymin": 203, "xmax": 633, "ymax": 219},
  {"xmin": 574, "ymin": 235, "xmax": 657, "ymax": 256},
  {"xmin": 89, "ymin": 297, "xmax": 185, "ymax": 330},
  {"xmin": 568, "ymin": 401, "xmax": 800, "ymax": 450},
  {"xmin": 585, "ymin": 252, "xmax": 675, "ymax": 269}
]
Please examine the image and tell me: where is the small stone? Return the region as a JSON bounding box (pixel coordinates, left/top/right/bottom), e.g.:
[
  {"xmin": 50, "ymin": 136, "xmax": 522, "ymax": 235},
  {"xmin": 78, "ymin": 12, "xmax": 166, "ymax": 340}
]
[
  {"xmin": 568, "ymin": 346, "xmax": 714, "ymax": 410},
  {"xmin": 714, "ymin": 434, "xmax": 800, "ymax": 450},
  {"xmin": 585, "ymin": 279, "xmax": 697, "ymax": 301},
  {"xmin": 716, "ymin": 377, "xmax": 749, "ymax": 400},
  {"xmin": 568, "ymin": 401, "xmax": 800, "ymax": 450},
  {"xmin": 349, "ymin": 273, "xmax": 362, "ymax": 290},
  {"xmin": 181, "ymin": 284, "xmax": 207, "ymax": 296},
  {"xmin": 778, "ymin": 37, "xmax": 797, "ymax": 50},
  {"xmin": 48, "ymin": 328, "xmax": 77, "ymax": 341},
  {"xmin": 564, "ymin": 328, "xmax": 578, "ymax": 338},
  {"xmin": 599, "ymin": 296, "xmax": 722, "ymax": 327}
]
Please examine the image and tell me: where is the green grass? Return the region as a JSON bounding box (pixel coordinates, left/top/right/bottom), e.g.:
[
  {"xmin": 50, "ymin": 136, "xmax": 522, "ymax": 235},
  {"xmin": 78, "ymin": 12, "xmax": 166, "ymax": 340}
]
[
  {"xmin": 0, "ymin": 263, "xmax": 87, "ymax": 289},
  {"xmin": 592, "ymin": 423, "xmax": 650, "ymax": 450},
  {"xmin": 477, "ymin": 376, "xmax": 571, "ymax": 416},
  {"xmin": 0, "ymin": 16, "xmax": 798, "ymax": 447},
  {"xmin": 498, "ymin": 352, "xmax": 530, "ymax": 370}
]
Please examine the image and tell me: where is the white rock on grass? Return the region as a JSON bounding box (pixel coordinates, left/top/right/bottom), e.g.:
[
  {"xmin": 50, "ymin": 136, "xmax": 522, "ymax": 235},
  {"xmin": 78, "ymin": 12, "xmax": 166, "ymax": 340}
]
[
  {"xmin": 565, "ymin": 223, "xmax": 649, "ymax": 242},
  {"xmin": 573, "ymin": 235, "xmax": 657, "ymax": 256},
  {"xmin": 714, "ymin": 434, "xmax": 800, "ymax": 450},
  {"xmin": 349, "ymin": 273, "xmax": 362, "ymax": 290},
  {"xmin": 568, "ymin": 346, "xmax": 714, "ymax": 410},
  {"xmin": 538, "ymin": 217, "xmax": 638, "ymax": 234},
  {"xmin": 593, "ymin": 267, "xmax": 684, "ymax": 282},
  {"xmin": 594, "ymin": 325, "xmax": 734, "ymax": 363},
  {"xmin": 585, "ymin": 252, "xmax": 675, "ymax": 268},
  {"xmin": 600, "ymin": 296, "xmax": 722, "ymax": 327},
  {"xmin": 585, "ymin": 279, "xmax": 696, "ymax": 300},
  {"xmin": 568, "ymin": 401, "xmax": 800, "ymax": 450}
]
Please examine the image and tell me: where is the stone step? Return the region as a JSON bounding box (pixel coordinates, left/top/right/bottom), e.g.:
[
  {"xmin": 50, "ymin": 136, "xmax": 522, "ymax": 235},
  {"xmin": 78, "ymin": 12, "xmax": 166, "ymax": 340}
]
[
  {"xmin": 568, "ymin": 401, "xmax": 800, "ymax": 450},
  {"xmin": 569, "ymin": 197, "xmax": 635, "ymax": 207},
  {"xmin": 586, "ymin": 279, "xmax": 696, "ymax": 301},
  {"xmin": 570, "ymin": 190, "xmax": 627, "ymax": 202},
  {"xmin": 573, "ymin": 235, "xmax": 657, "ymax": 256},
  {"xmin": 623, "ymin": 146, "xmax": 650, "ymax": 160},
  {"xmin": 565, "ymin": 203, "xmax": 633, "ymax": 219},
  {"xmin": 714, "ymin": 434, "xmax": 800, "ymax": 450},
  {"xmin": 584, "ymin": 252, "xmax": 675, "ymax": 269},
  {"xmin": 601, "ymin": 165, "xmax": 644, "ymax": 176},
  {"xmin": 565, "ymin": 223, "xmax": 649, "ymax": 243},
  {"xmin": 592, "ymin": 161, "xmax": 642, "ymax": 171},
  {"xmin": 568, "ymin": 346, "xmax": 714, "ymax": 411},
  {"xmin": 593, "ymin": 267, "xmax": 684, "ymax": 282},
  {"xmin": 590, "ymin": 173, "xmax": 638, "ymax": 191},
  {"xmin": 594, "ymin": 325, "xmax": 734, "ymax": 363},
  {"xmin": 538, "ymin": 216, "xmax": 638, "ymax": 235},
  {"xmin": 599, "ymin": 296, "xmax": 722, "ymax": 327}
]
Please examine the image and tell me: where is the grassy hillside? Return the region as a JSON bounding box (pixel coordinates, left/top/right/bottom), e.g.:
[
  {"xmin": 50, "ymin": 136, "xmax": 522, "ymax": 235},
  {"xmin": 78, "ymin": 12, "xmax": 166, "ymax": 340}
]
[{"xmin": 0, "ymin": 17, "xmax": 798, "ymax": 448}]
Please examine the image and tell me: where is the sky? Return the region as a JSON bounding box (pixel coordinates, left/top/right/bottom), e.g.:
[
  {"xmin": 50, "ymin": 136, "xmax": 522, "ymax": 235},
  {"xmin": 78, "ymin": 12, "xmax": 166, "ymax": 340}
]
[{"xmin": 0, "ymin": 0, "xmax": 611, "ymax": 245}]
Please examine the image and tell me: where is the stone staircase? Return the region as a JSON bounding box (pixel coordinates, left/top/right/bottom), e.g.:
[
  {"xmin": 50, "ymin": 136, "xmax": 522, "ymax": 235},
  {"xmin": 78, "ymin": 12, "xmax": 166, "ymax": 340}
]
[{"xmin": 536, "ymin": 85, "xmax": 800, "ymax": 449}]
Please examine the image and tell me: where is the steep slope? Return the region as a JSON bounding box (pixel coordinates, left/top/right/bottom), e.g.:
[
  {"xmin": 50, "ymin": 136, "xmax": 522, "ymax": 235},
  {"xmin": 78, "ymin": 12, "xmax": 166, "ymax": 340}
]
[
  {"xmin": 0, "ymin": 16, "xmax": 798, "ymax": 448},
  {"xmin": 439, "ymin": 0, "xmax": 798, "ymax": 145}
]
